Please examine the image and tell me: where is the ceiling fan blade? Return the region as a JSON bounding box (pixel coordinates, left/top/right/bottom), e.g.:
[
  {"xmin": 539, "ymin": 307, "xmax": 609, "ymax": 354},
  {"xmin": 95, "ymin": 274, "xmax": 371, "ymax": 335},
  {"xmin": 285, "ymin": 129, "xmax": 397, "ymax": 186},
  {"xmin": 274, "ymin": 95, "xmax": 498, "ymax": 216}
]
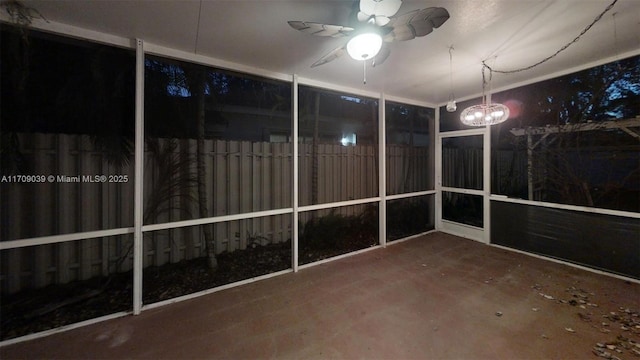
[
  {"xmin": 357, "ymin": 12, "xmax": 392, "ymax": 26},
  {"xmin": 371, "ymin": 45, "xmax": 391, "ymax": 67},
  {"xmin": 359, "ymin": 0, "xmax": 403, "ymax": 18},
  {"xmin": 375, "ymin": 15, "xmax": 390, "ymax": 27},
  {"xmin": 357, "ymin": 11, "xmax": 370, "ymax": 23},
  {"xmin": 288, "ymin": 21, "xmax": 354, "ymax": 38},
  {"xmin": 311, "ymin": 44, "xmax": 347, "ymax": 68},
  {"xmin": 384, "ymin": 7, "xmax": 450, "ymax": 42}
]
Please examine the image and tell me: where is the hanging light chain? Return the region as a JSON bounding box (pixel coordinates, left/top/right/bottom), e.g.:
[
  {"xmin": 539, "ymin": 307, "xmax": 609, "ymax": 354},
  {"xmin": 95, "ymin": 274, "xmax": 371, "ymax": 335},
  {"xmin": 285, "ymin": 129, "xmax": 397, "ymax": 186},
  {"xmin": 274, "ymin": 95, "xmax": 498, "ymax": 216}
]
[
  {"xmin": 481, "ymin": 63, "xmax": 493, "ymax": 103},
  {"xmin": 194, "ymin": 0, "xmax": 203, "ymax": 54},
  {"xmin": 484, "ymin": 0, "xmax": 618, "ymax": 75},
  {"xmin": 448, "ymin": 46, "xmax": 455, "ymax": 99}
]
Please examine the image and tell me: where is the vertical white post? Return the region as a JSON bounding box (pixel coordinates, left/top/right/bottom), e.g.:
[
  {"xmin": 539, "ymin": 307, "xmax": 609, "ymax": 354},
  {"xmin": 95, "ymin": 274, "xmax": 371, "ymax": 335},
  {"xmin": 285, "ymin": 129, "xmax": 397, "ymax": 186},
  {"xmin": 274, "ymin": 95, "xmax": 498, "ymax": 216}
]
[
  {"xmin": 483, "ymin": 124, "xmax": 491, "ymax": 244},
  {"xmin": 133, "ymin": 38, "xmax": 145, "ymax": 315},
  {"xmin": 292, "ymin": 75, "xmax": 299, "ymax": 272},
  {"xmin": 527, "ymin": 133, "xmax": 533, "ymax": 200},
  {"xmin": 378, "ymin": 94, "xmax": 386, "ymax": 247},
  {"xmin": 57, "ymin": 136, "xmax": 72, "ymax": 284},
  {"xmin": 434, "ymin": 106, "xmax": 442, "ymax": 230},
  {"xmin": 427, "ymin": 104, "xmax": 436, "ymax": 228}
]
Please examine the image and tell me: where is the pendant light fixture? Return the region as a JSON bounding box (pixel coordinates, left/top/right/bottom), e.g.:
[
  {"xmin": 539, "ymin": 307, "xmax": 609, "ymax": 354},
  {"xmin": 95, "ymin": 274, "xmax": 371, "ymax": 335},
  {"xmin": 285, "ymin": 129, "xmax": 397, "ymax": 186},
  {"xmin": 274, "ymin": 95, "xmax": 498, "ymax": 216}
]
[
  {"xmin": 446, "ymin": 46, "xmax": 457, "ymax": 112},
  {"xmin": 460, "ymin": 64, "xmax": 509, "ymax": 126},
  {"xmin": 458, "ymin": 0, "xmax": 618, "ymax": 126}
]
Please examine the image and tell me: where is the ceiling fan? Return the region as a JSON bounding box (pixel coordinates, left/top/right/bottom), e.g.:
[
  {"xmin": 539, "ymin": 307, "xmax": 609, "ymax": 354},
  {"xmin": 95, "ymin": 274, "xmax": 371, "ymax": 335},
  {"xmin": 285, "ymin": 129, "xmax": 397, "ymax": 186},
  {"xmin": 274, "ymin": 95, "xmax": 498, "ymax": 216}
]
[{"xmin": 288, "ymin": 0, "xmax": 450, "ymax": 68}]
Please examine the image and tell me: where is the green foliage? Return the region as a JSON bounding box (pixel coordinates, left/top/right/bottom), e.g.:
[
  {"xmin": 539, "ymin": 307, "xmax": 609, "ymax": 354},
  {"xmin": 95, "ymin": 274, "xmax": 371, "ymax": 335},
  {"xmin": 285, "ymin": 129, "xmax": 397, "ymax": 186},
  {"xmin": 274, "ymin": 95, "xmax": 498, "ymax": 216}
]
[
  {"xmin": 143, "ymin": 138, "xmax": 198, "ymax": 223},
  {"xmin": 300, "ymin": 211, "xmax": 350, "ymax": 250}
]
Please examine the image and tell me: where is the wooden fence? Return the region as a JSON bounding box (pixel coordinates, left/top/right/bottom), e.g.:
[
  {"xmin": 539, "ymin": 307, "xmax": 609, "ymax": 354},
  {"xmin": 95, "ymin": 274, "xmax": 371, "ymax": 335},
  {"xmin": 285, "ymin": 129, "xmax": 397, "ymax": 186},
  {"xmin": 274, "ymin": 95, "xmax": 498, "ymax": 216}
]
[{"xmin": 1, "ymin": 133, "xmax": 430, "ymax": 294}]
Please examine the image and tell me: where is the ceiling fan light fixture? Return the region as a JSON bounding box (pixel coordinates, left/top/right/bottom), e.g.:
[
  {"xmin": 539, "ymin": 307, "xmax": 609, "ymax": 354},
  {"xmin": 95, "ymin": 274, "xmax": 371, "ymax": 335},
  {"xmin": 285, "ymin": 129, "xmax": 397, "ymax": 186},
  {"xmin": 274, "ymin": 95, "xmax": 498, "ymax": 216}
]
[{"xmin": 346, "ymin": 32, "xmax": 382, "ymax": 60}]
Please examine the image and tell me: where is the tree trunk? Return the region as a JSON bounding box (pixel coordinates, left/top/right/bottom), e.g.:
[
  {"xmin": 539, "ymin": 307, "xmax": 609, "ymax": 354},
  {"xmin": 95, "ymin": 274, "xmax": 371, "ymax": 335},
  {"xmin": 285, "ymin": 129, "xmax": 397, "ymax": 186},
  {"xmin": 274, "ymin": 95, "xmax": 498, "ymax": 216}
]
[
  {"xmin": 401, "ymin": 109, "xmax": 416, "ymax": 192},
  {"xmin": 195, "ymin": 70, "xmax": 218, "ymax": 270},
  {"xmin": 311, "ymin": 92, "xmax": 320, "ymax": 205}
]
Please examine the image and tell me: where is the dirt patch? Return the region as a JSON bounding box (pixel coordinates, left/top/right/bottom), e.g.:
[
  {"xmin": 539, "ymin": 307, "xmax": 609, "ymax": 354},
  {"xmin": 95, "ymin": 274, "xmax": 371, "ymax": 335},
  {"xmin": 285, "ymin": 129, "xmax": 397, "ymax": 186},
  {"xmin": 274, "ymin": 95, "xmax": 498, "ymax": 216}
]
[
  {"xmin": 1, "ymin": 225, "xmax": 382, "ymax": 342},
  {"xmin": 534, "ymin": 283, "xmax": 640, "ymax": 359},
  {"xmin": 1, "ymin": 241, "xmax": 292, "ymax": 341}
]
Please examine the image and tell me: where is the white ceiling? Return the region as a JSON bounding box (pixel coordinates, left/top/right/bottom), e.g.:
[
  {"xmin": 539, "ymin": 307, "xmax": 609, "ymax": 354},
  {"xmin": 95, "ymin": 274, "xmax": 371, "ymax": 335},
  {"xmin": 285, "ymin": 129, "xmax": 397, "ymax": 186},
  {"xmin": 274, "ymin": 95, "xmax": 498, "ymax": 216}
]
[{"xmin": 9, "ymin": 0, "xmax": 640, "ymax": 105}]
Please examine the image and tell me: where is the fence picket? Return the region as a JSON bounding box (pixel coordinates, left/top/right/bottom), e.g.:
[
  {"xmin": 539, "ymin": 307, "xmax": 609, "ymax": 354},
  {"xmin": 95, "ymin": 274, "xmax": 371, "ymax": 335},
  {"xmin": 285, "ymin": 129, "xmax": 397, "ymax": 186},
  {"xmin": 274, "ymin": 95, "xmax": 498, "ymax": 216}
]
[{"xmin": 2, "ymin": 134, "xmax": 431, "ymax": 294}]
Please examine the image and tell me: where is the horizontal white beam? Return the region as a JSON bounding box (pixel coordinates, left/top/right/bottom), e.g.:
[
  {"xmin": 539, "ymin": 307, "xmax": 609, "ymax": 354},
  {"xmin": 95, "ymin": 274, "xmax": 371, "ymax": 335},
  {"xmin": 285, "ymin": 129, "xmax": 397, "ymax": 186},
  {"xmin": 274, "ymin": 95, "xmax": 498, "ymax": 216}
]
[
  {"xmin": 509, "ymin": 118, "xmax": 640, "ymax": 137},
  {"xmin": 490, "ymin": 194, "xmax": 640, "ymax": 219},
  {"xmin": 441, "ymin": 187, "xmax": 484, "ymax": 196},
  {"xmin": 298, "ymin": 197, "xmax": 381, "ymax": 213},
  {"xmin": 439, "ymin": 128, "xmax": 486, "ymax": 138},
  {"xmin": 297, "ymin": 244, "xmax": 382, "ymax": 270},
  {"xmin": 296, "ymin": 76, "xmax": 381, "ymax": 100},
  {"xmin": 143, "ymin": 42, "xmax": 292, "ymax": 83},
  {"xmin": 383, "ymin": 95, "xmax": 437, "ymax": 109},
  {"xmin": 0, "ymin": 15, "xmax": 133, "ymax": 49},
  {"xmin": 0, "ymin": 227, "xmax": 134, "ymax": 251},
  {"xmin": 386, "ymin": 190, "xmax": 436, "ymax": 201},
  {"xmin": 141, "ymin": 208, "xmax": 294, "ymax": 232},
  {"xmin": 141, "ymin": 269, "xmax": 293, "ymax": 311}
]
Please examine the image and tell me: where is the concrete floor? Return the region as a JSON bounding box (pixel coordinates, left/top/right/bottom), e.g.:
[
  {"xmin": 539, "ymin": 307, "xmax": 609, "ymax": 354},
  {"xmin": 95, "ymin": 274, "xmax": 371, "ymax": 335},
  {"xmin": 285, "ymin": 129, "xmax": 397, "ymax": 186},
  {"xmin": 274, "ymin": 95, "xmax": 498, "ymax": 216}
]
[{"xmin": 2, "ymin": 232, "xmax": 639, "ymax": 359}]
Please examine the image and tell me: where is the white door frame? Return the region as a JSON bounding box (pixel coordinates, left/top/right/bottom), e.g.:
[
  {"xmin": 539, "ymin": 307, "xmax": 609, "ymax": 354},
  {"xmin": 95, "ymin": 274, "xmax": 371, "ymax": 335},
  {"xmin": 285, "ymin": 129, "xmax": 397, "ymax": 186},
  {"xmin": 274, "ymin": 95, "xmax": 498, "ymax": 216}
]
[{"xmin": 436, "ymin": 126, "xmax": 490, "ymax": 243}]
